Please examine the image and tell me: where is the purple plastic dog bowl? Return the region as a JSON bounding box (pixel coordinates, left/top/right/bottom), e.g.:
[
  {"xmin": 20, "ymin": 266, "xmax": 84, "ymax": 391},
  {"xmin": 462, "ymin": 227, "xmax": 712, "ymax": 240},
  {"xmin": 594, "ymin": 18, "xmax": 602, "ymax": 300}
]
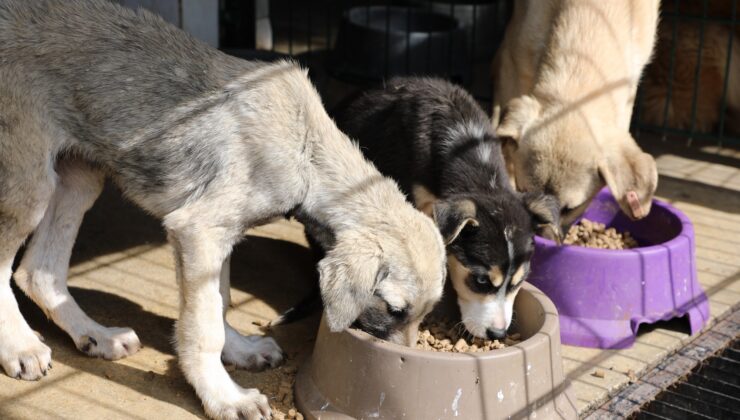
[{"xmin": 528, "ymin": 188, "xmax": 709, "ymax": 349}]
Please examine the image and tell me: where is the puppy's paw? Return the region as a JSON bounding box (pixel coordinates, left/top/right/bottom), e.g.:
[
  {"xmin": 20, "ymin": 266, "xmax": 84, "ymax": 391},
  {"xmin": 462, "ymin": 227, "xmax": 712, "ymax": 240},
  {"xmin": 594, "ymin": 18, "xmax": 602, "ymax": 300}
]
[
  {"xmin": 204, "ymin": 387, "xmax": 272, "ymax": 420},
  {"xmin": 0, "ymin": 329, "xmax": 52, "ymax": 381},
  {"xmin": 75, "ymin": 327, "xmax": 141, "ymax": 360},
  {"xmin": 222, "ymin": 328, "xmax": 283, "ymax": 372}
]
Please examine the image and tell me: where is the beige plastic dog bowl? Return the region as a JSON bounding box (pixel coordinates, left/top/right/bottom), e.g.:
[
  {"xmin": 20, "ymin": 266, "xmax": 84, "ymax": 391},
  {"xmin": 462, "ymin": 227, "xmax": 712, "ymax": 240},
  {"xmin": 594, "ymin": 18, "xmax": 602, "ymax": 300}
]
[{"xmin": 295, "ymin": 283, "xmax": 577, "ymax": 419}]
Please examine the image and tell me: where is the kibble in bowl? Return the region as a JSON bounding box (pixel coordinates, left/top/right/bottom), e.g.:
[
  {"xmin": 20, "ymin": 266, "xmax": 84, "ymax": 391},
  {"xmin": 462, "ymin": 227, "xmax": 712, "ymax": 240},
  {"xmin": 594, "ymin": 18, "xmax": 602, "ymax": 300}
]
[
  {"xmin": 416, "ymin": 317, "xmax": 521, "ymax": 352},
  {"xmin": 563, "ymin": 218, "xmax": 639, "ymax": 249}
]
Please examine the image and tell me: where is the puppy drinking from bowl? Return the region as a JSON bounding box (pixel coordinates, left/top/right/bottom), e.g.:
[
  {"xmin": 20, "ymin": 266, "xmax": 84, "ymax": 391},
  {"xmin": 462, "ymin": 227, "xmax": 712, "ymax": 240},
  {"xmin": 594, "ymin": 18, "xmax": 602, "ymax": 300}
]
[
  {"xmin": 331, "ymin": 77, "xmax": 561, "ymax": 340},
  {"xmin": 0, "ymin": 1, "xmax": 447, "ymax": 419},
  {"xmin": 492, "ymin": 0, "xmax": 661, "ymax": 226}
]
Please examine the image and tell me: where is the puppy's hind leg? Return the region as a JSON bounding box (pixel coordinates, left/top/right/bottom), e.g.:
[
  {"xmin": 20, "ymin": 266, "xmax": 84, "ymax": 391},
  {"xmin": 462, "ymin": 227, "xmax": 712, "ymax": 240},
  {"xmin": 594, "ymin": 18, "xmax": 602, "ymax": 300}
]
[
  {"xmin": 0, "ymin": 157, "xmax": 55, "ymax": 380},
  {"xmin": 219, "ymin": 254, "xmax": 283, "ymax": 372},
  {"xmin": 13, "ymin": 160, "xmax": 141, "ymax": 360}
]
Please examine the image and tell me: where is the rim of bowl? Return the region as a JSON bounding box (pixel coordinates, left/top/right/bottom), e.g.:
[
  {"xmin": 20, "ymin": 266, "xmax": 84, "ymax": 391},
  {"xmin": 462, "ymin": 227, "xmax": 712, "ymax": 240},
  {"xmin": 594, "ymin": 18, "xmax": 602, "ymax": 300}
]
[
  {"xmin": 536, "ymin": 197, "xmax": 694, "ymax": 254},
  {"xmin": 339, "ymin": 283, "xmax": 561, "ymax": 361},
  {"xmin": 345, "ymin": 6, "xmax": 462, "ymax": 35}
]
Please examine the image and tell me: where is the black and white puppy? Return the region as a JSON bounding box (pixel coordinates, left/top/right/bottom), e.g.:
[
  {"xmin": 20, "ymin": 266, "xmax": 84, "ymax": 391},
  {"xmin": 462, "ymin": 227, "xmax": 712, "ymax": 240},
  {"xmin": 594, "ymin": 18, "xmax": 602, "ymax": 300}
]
[{"xmin": 333, "ymin": 77, "xmax": 561, "ymax": 339}]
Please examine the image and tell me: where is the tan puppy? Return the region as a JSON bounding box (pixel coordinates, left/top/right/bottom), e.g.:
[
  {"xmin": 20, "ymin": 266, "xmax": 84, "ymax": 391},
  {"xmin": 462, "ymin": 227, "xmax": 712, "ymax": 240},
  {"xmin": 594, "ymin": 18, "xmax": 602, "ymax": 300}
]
[
  {"xmin": 492, "ymin": 0, "xmax": 660, "ymax": 225},
  {"xmin": 0, "ymin": 2, "xmax": 447, "ymax": 419}
]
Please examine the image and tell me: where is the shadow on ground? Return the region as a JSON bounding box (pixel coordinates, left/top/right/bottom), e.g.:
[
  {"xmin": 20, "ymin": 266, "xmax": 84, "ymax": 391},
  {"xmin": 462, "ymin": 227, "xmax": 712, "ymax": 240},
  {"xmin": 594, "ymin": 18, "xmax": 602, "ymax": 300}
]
[{"xmin": 69, "ymin": 182, "xmax": 320, "ymax": 321}]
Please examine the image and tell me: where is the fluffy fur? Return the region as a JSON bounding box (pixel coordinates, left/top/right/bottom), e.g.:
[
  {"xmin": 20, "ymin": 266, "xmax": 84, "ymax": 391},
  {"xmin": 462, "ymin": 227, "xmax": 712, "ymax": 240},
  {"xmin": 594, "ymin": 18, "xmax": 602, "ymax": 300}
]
[
  {"xmin": 492, "ymin": 0, "xmax": 661, "ymax": 226},
  {"xmin": 332, "ymin": 77, "xmax": 561, "ymax": 339},
  {"xmin": 0, "ymin": 1, "xmax": 446, "ymax": 419}
]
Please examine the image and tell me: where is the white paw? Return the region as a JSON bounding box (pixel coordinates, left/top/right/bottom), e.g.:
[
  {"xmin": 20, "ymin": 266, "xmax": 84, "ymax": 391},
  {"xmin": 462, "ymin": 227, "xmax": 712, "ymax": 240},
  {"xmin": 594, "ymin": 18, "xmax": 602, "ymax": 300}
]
[
  {"xmin": 75, "ymin": 327, "xmax": 141, "ymax": 360},
  {"xmin": 222, "ymin": 328, "xmax": 283, "ymax": 372},
  {"xmin": 0, "ymin": 329, "xmax": 52, "ymax": 381},
  {"xmin": 204, "ymin": 386, "xmax": 272, "ymax": 420}
]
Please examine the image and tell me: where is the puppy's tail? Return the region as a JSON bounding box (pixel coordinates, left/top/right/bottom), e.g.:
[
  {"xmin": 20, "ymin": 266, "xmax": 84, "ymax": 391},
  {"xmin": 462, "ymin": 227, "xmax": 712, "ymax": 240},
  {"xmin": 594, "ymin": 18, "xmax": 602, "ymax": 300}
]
[{"xmin": 267, "ymin": 287, "xmax": 323, "ymax": 327}]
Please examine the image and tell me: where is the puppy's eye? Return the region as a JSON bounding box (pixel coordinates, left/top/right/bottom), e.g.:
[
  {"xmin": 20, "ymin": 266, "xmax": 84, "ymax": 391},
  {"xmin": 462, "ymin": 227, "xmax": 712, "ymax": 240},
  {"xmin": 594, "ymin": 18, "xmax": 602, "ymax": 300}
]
[
  {"xmin": 387, "ymin": 304, "xmax": 408, "ymax": 319},
  {"xmin": 469, "ymin": 273, "xmax": 494, "ymax": 293}
]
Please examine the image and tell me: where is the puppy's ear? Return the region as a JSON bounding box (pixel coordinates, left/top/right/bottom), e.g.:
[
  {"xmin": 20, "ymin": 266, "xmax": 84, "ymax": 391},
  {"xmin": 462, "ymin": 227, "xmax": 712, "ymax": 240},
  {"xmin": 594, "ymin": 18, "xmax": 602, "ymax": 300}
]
[
  {"xmin": 598, "ymin": 138, "xmax": 658, "ymax": 220},
  {"xmin": 432, "ymin": 199, "xmax": 479, "ymax": 245},
  {"xmin": 496, "ymin": 95, "xmax": 541, "ymax": 145},
  {"xmin": 318, "ymin": 240, "xmax": 385, "ymax": 332},
  {"xmin": 523, "ymin": 193, "xmax": 562, "ymax": 243}
]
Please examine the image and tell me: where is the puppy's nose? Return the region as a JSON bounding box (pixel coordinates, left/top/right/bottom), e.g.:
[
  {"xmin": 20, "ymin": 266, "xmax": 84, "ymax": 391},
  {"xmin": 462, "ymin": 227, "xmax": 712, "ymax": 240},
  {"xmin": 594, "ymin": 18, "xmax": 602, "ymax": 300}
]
[
  {"xmin": 486, "ymin": 328, "xmax": 507, "ymax": 340},
  {"xmin": 626, "ymin": 190, "xmax": 645, "ymax": 219}
]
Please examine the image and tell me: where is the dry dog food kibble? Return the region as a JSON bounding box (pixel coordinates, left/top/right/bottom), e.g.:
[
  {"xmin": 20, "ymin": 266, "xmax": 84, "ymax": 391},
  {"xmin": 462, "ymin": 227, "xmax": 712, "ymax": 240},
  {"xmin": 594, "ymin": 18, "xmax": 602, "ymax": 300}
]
[
  {"xmin": 416, "ymin": 318, "xmax": 521, "ymax": 352},
  {"xmin": 226, "ymin": 360, "xmax": 304, "ymax": 420},
  {"xmin": 563, "ymin": 219, "xmax": 638, "ymax": 249}
]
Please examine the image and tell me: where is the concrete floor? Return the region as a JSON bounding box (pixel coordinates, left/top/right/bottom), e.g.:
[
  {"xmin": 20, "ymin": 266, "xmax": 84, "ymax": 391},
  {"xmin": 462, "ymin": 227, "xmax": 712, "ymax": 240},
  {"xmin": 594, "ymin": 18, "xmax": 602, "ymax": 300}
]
[{"xmin": 0, "ymin": 137, "xmax": 738, "ymax": 419}]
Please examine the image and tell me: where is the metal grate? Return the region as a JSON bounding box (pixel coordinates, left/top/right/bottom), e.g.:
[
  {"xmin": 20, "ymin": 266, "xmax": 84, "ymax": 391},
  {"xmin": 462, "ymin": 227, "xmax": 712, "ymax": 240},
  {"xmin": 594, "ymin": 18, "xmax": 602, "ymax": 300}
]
[{"xmin": 632, "ymin": 339, "xmax": 740, "ymax": 420}]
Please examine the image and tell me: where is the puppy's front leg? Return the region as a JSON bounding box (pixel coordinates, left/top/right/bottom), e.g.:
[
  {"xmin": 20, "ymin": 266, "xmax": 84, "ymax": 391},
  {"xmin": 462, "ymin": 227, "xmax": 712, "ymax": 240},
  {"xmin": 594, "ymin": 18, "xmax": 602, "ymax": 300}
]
[
  {"xmin": 168, "ymin": 226, "xmax": 271, "ymax": 420},
  {"xmin": 219, "ymin": 255, "xmax": 283, "ymax": 371}
]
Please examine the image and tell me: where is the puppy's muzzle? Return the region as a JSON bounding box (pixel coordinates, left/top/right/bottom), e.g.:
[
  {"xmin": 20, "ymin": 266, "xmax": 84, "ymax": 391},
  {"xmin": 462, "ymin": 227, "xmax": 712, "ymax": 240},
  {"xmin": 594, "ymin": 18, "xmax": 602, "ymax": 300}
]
[
  {"xmin": 486, "ymin": 328, "xmax": 507, "ymax": 340},
  {"xmin": 626, "ymin": 190, "xmax": 647, "ymax": 220}
]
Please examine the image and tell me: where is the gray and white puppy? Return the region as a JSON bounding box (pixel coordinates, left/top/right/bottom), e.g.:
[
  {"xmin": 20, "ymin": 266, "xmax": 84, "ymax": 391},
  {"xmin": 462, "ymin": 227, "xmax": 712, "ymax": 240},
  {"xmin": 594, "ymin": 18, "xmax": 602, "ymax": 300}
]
[
  {"xmin": 333, "ymin": 77, "xmax": 561, "ymax": 340},
  {"xmin": 0, "ymin": 2, "xmax": 446, "ymax": 419}
]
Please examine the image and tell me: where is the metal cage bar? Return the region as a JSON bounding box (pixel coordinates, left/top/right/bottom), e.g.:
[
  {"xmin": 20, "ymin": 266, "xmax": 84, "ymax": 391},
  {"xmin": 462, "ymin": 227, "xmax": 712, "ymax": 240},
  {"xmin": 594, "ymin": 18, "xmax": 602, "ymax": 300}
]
[
  {"xmin": 660, "ymin": 0, "xmax": 682, "ymax": 139},
  {"xmin": 717, "ymin": 0, "xmax": 738, "ymax": 147},
  {"xmin": 686, "ymin": 0, "xmax": 710, "ymax": 146}
]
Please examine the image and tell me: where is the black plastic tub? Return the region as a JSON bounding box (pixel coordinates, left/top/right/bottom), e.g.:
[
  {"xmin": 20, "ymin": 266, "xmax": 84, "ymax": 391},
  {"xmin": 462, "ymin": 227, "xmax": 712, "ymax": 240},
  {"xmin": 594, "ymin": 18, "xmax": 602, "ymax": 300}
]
[
  {"xmin": 331, "ymin": 6, "xmax": 469, "ymax": 83},
  {"xmin": 412, "ymin": 0, "xmax": 510, "ymax": 59}
]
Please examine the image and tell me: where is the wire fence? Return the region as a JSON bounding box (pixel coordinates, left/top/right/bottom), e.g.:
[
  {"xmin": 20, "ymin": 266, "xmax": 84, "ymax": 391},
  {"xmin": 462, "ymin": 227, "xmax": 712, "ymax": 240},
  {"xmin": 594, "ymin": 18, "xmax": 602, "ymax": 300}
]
[
  {"xmin": 220, "ymin": 0, "xmax": 740, "ymax": 147},
  {"xmin": 632, "ymin": 0, "xmax": 739, "ymax": 147}
]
